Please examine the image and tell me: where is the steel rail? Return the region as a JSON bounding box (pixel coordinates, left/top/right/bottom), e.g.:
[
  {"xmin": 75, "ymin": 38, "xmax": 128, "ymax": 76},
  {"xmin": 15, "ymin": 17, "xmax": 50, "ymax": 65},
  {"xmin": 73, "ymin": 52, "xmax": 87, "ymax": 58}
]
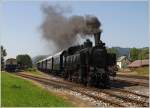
[
  {"xmin": 15, "ymin": 73, "xmax": 125, "ymax": 107},
  {"xmin": 117, "ymin": 74, "xmax": 149, "ymax": 80},
  {"xmin": 112, "ymin": 78, "xmax": 149, "ymax": 87},
  {"xmin": 111, "ymin": 88, "xmax": 149, "ymax": 99},
  {"xmin": 16, "ymin": 73, "xmax": 149, "ymax": 101},
  {"xmin": 15, "ymin": 73, "xmax": 149, "ymax": 107}
]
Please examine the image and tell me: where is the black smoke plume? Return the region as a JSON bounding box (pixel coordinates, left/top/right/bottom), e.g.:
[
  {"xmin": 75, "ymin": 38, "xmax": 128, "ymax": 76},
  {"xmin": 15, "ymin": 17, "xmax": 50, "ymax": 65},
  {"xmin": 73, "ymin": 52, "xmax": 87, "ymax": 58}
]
[{"xmin": 40, "ymin": 4, "xmax": 101, "ymax": 53}]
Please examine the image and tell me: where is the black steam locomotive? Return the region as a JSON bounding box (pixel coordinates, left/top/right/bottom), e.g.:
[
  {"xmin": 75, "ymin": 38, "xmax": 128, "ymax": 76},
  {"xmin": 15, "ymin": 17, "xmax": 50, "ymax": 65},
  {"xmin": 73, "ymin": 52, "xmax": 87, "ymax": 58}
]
[
  {"xmin": 37, "ymin": 17, "xmax": 116, "ymax": 87},
  {"xmin": 37, "ymin": 32, "xmax": 117, "ymax": 88}
]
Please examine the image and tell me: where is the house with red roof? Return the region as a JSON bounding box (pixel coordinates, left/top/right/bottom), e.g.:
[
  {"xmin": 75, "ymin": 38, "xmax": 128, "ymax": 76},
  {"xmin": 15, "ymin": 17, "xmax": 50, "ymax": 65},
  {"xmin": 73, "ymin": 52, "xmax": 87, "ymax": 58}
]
[{"xmin": 128, "ymin": 59, "xmax": 149, "ymax": 68}]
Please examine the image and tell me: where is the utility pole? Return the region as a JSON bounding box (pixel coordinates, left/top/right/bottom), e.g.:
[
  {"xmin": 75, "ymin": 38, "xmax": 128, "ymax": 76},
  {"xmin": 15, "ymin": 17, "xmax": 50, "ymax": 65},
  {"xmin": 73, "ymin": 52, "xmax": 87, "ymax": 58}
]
[{"xmin": 140, "ymin": 51, "xmax": 142, "ymax": 67}]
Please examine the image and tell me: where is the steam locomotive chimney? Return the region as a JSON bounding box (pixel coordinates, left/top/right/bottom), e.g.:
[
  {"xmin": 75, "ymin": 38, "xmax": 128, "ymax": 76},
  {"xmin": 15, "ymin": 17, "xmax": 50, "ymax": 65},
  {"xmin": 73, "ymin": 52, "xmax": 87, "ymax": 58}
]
[
  {"xmin": 85, "ymin": 16, "xmax": 101, "ymax": 46},
  {"xmin": 94, "ymin": 30, "xmax": 101, "ymax": 46}
]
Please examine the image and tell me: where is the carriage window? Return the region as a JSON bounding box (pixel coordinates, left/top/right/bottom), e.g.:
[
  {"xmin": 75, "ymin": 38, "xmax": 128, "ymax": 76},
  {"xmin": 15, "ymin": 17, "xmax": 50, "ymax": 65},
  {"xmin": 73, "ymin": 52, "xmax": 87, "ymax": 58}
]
[
  {"xmin": 77, "ymin": 54, "xmax": 80, "ymax": 63},
  {"xmin": 76, "ymin": 55, "xmax": 78, "ymax": 62},
  {"xmin": 70, "ymin": 56, "xmax": 72, "ymax": 64},
  {"xmin": 68, "ymin": 57, "xmax": 70, "ymax": 64},
  {"xmin": 73, "ymin": 55, "xmax": 75, "ymax": 63},
  {"xmin": 72, "ymin": 55, "xmax": 74, "ymax": 63},
  {"xmin": 71, "ymin": 56, "xmax": 73, "ymax": 64},
  {"xmin": 72, "ymin": 56, "xmax": 74, "ymax": 63},
  {"xmin": 66, "ymin": 57, "xmax": 68, "ymax": 65},
  {"xmin": 69, "ymin": 56, "xmax": 71, "ymax": 64},
  {"xmin": 74, "ymin": 55, "xmax": 76, "ymax": 62}
]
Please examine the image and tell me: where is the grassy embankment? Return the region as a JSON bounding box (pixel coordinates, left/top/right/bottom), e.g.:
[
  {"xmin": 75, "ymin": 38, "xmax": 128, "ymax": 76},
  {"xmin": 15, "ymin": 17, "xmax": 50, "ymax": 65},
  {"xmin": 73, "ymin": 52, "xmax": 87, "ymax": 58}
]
[
  {"xmin": 119, "ymin": 67, "xmax": 149, "ymax": 76},
  {"xmin": 132, "ymin": 67, "xmax": 149, "ymax": 76},
  {"xmin": 1, "ymin": 72, "xmax": 73, "ymax": 107},
  {"xmin": 24, "ymin": 68, "xmax": 44, "ymax": 75}
]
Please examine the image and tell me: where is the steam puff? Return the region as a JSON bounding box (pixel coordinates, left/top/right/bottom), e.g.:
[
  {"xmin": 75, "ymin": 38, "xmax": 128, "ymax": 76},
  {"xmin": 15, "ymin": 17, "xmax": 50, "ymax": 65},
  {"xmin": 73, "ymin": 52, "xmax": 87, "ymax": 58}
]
[{"xmin": 40, "ymin": 4, "xmax": 101, "ymax": 52}]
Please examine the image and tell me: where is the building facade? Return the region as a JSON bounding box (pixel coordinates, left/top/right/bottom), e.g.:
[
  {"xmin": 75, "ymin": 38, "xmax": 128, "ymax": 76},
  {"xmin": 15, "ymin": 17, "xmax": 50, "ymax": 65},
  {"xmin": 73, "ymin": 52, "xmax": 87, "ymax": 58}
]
[{"xmin": 117, "ymin": 56, "xmax": 130, "ymax": 69}]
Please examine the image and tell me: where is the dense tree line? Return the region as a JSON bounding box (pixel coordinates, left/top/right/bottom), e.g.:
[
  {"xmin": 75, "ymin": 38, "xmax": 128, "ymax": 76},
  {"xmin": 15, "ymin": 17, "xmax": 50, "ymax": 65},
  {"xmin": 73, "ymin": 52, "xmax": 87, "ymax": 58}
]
[
  {"xmin": 107, "ymin": 47, "xmax": 119, "ymax": 58},
  {"xmin": 16, "ymin": 54, "xmax": 32, "ymax": 69},
  {"xmin": 107, "ymin": 47, "xmax": 149, "ymax": 61},
  {"xmin": 1, "ymin": 46, "xmax": 7, "ymax": 70},
  {"xmin": 130, "ymin": 47, "xmax": 149, "ymax": 61},
  {"xmin": 1, "ymin": 46, "xmax": 33, "ymax": 70}
]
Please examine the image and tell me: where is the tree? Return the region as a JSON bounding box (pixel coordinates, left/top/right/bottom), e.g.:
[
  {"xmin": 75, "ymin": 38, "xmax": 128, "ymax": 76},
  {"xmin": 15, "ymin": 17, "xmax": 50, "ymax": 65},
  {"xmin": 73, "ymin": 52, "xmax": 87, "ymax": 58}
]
[
  {"xmin": 139, "ymin": 47, "xmax": 149, "ymax": 59},
  {"xmin": 130, "ymin": 48, "xmax": 139, "ymax": 61},
  {"xmin": 1, "ymin": 46, "xmax": 7, "ymax": 70},
  {"xmin": 107, "ymin": 47, "xmax": 119, "ymax": 58},
  {"xmin": 16, "ymin": 54, "xmax": 32, "ymax": 69},
  {"xmin": 130, "ymin": 47, "xmax": 149, "ymax": 61}
]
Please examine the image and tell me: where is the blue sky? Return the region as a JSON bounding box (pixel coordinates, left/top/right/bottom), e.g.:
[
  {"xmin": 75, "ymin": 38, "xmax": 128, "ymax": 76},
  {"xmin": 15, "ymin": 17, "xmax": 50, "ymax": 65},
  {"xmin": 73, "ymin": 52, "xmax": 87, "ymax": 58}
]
[{"xmin": 1, "ymin": 1, "xmax": 149, "ymax": 59}]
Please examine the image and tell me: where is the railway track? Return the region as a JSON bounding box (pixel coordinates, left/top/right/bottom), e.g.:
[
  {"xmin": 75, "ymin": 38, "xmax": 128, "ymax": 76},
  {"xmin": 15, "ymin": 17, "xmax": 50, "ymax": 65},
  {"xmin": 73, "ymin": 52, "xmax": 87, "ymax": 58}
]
[
  {"xmin": 117, "ymin": 74, "xmax": 149, "ymax": 80},
  {"xmin": 112, "ymin": 78, "xmax": 149, "ymax": 87},
  {"xmin": 15, "ymin": 73, "xmax": 149, "ymax": 107},
  {"xmin": 15, "ymin": 73, "xmax": 124, "ymax": 107},
  {"xmin": 100, "ymin": 89, "xmax": 148, "ymax": 106},
  {"xmin": 111, "ymin": 88, "xmax": 149, "ymax": 99},
  {"xmin": 15, "ymin": 73, "xmax": 149, "ymax": 98}
]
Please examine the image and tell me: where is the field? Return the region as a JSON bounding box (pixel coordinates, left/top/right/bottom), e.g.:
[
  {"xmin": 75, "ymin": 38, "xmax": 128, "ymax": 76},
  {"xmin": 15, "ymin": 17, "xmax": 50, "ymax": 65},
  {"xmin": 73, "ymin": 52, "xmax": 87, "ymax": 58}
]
[
  {"xmin": 1, "ymin": 72, "xmax": 73, "ymax": 107},
  {"xmin": 119, "ymin": 67, "xmax": 149, "ymax": 76},
  {"xmin": 24, "ymin": 68, "xmax": 44, "ymax": 75},
  {"xmin": 133, "ymin": 67, "xmax": 149, "ymax": 76}
]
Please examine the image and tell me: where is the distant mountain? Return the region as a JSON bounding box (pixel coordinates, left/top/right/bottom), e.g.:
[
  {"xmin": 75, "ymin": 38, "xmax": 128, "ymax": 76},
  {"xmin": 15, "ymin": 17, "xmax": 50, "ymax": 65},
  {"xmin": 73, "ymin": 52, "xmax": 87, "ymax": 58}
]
[
  {"xmin": 113, "ymin": 47, "xmax": 130, "ymax": 57},
  {"xmin": 108, "ymin": 47, "xmax": 149, "ymax": 58}
]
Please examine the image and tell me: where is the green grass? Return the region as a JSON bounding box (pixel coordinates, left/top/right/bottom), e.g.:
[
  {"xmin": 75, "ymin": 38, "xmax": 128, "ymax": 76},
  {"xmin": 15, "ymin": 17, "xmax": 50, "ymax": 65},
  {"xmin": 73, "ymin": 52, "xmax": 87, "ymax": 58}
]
[
  {"xmin": 24, "ymin": 68, "xmax": 44, "ymax": 75},
  {"xmin": 133, "ymin": 67, "xmax": 149, "ymax": 76},
  {"xmin": 1, "ymin": 72, "xmax": 73, "ymax": 107}
]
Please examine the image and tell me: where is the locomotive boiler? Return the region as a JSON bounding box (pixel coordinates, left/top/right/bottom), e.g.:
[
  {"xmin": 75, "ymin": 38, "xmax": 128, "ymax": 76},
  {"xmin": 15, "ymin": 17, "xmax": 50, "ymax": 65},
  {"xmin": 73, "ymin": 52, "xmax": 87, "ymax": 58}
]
[{"xmin": 63, "ymin": 31, "xmax": 116, "ymax": 88}]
